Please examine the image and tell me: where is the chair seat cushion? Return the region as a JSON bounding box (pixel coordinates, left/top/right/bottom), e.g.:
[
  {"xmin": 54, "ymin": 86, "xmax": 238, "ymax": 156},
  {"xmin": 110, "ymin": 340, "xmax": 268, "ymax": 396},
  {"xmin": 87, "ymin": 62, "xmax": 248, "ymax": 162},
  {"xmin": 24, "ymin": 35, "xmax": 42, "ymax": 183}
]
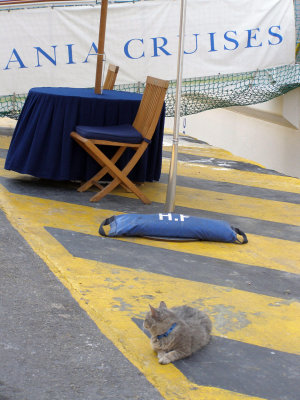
[{"xmin": 75, "ymin": 124, "xmax": 143, "ymax": 144}]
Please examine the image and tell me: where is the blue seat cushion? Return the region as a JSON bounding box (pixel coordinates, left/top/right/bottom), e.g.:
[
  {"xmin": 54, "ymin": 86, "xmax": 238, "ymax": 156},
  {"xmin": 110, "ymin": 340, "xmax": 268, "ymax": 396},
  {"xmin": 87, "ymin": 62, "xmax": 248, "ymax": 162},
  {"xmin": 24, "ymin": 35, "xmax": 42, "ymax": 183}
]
[{"xmin": 75, "ymin": 124, "xmax": 143, "ymax": 144}]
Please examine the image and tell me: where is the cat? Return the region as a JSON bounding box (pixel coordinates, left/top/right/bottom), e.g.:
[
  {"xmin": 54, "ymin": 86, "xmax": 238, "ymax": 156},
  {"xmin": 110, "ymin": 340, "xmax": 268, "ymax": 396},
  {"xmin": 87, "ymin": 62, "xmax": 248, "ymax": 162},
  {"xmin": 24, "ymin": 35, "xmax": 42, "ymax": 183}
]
[{"xmin": 143, "ymin": 301, "xmax": 212, "ymax": 364}]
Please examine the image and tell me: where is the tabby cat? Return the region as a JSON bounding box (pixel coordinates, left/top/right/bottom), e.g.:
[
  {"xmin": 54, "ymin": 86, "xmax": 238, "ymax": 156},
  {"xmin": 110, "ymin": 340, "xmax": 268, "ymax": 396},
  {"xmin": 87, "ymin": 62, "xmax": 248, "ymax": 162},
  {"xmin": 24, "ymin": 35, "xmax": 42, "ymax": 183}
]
[{"xmin": 144, "ymin": 301, "xmax": 212, "ymax": 364}]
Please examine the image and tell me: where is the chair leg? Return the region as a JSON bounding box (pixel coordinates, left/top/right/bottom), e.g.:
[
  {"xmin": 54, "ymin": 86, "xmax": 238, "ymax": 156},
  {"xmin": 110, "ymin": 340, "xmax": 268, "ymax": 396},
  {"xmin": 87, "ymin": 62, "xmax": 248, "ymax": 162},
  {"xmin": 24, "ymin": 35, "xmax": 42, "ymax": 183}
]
[
  {"xmin": 71, "ymin": 132, "xmax": 151, "ymax": 203},
  {"xmin": 89, "ymin": 177, "xmax": 121, "ymax": 202},
  {"xmin": 78, "ymin": 173, "xmax": 104, "ymax": 192},
  {"xmin": 93, "ymin": 181, "xmax": 105, "ymax": 190},
  {"xmin": 83, "ymin": 141, "xmax": 151, "ymax": 204},
  {"xmin": 78, "ymin": 147, "xmax": 126, "ymax": 192},
  {"xmin": 90, "ymin": 176, "xmax": 151, "ymax": 204}
]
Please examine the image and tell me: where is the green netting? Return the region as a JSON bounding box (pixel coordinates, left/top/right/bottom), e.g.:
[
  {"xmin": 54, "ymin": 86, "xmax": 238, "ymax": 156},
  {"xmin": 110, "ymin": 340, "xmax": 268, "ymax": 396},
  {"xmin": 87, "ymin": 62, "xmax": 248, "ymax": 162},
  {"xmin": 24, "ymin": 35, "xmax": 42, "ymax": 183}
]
[
  {"xmin": 0, "ymin": 93, "xmax": 27, "ymax": 120},
  {"xmin": 2, "ymin": 65, "xmax": 300, "ymax": 119},
  {"xmin": 115, "ymin": 64, "xmax": 300, "ymax": 117},
  {"xmin": 1, "ymin": 1, "xmax": 300, "ymax": 120}
]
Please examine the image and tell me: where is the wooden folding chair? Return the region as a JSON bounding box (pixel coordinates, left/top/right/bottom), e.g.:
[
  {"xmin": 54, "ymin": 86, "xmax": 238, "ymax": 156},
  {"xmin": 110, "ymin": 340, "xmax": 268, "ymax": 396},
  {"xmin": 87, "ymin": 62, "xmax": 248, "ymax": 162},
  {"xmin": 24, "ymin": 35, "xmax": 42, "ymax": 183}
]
[
  {"xmin": 102, "ymin": 64, "xmax": 119, "ymax": 90},
  {"xmin": 71, "ymin": 76, "xmax": 169, "ymax": 204}
]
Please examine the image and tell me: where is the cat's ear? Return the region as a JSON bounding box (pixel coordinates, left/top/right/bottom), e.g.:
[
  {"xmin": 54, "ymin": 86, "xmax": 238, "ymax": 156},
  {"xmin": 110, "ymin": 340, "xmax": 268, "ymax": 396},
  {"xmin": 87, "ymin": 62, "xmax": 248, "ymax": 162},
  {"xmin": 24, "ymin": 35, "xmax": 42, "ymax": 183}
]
[
  {"xmin": 149, "ymin": 304, "xmax": 158, "ymax": 318},
  {"xmin": 159, "ymin": 301, "xmax": 167, "ymax": 309}
]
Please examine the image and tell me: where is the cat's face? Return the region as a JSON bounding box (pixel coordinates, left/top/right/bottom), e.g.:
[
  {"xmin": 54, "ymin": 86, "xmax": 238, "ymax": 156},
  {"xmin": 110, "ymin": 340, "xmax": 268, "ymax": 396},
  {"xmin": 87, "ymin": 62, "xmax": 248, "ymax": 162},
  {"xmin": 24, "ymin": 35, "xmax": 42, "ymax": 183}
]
[{"xmin": 143, "ymin": 301, "xmax": 174, "ymax": 333}]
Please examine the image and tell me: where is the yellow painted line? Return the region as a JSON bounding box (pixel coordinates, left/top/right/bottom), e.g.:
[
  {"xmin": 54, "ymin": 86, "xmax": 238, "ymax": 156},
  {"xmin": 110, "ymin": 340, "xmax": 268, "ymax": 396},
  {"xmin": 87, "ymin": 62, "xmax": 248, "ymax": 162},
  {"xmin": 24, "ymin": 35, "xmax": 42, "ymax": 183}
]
[
  {"xmin": 1, "ymin": 159, "xmax": 300, "ymax": 273},
  {"xmin": 0, "ymin": 166, "xmax": 35, "ymax": 180},
  {"xmin": 50, "ymin": 213, "xmax": 300, "ymax": 275},
  {"xmin": 163, "ymin": 132, "xmax": 264, "ymax": 166},
  {"xmin": 2, "ymin": 157, "xmax": 300, "ymax": 198},
  {"xmin": 0, "ymin": 185, "xmax": 299, "ymax": 275},
  {"xmin": 1, "ymin": 136, "xmax": 299, "ymax": 399},
  {"xmin": 0, "ymin": 184, "xmax": 267, "ymax": 400},
  {"xmin": 74, "ymin": 258, "xmax": 300, "ymax": 355},
  {"xmin": 0, "ymin": 135, "xmax": 11, "ymax": 149},
  {"xmin": 0, "ymin": 187, "xmax": 299, "ymax": 355},
  {"xmin": 113, "ymin": 181, "xmax": 300, "ymax": 226},
  {"xmin": 163, "ymin": 144, "xmax": 265, "ymax": 166},
  {"xmin": 162, "ymin": 159, "xmax": 300, "ymax": 195},
  {"xmin": 118, "ymin": 234, "xmax": 300, "ymax": 275}
]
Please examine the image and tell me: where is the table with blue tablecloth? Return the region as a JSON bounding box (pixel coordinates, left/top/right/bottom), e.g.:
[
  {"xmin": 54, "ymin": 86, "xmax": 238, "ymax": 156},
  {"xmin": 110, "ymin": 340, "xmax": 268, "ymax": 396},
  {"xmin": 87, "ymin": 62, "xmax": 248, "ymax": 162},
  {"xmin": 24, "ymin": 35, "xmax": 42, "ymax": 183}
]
[{"xmin": 5, "ymin": 87, "xmax": 165, "ymax": 182}]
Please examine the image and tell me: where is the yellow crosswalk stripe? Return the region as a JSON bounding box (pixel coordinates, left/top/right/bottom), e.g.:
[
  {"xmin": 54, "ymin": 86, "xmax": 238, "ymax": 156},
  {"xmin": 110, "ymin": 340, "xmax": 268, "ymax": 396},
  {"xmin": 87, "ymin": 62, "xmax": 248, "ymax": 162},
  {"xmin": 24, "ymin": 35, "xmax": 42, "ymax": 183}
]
[
  {"xmin": 164, "ymin": 143, "xmax": 265, "ymax": 166},
  {"xmin": 161, "ymin": 159, "xmax": 300, "ymax": 194},
  {"xmin": 0, "ymin": 135, "xmax": 11, "ymax": 149},
  {"xmin": 1, "ymin": 138, "xmax": 299, "ymax": 400},
  {"xmin": 2, "ymin": 157, "xmax": 300, "ymax": 201},
  {"xmin": 0, "ymin": 181, "xmax": 299, "ymax": 274},
  {"xmin": 0, "ymin": 187, "xmax": 299, "ymax": 356},
  {"xmin": 0, "ymin": 190, "xmax": 294, "ymax": 400},
  {"xmin": 113, "ymin": 182, "xmax": 300, "ymax": 226},
  {"xmin": 1, "ymin": 182, "xmax": 272, "ymax": 400}
]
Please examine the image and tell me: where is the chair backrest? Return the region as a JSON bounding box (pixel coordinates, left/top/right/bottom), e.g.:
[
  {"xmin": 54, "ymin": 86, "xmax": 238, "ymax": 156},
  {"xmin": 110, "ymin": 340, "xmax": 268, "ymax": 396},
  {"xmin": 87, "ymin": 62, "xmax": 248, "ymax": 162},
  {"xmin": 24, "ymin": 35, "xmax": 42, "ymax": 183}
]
[
  {"xmin": 133, "ymin": 76, "xmax": 169, "ymax": 141},
  {"xmin": 103, "ymin": 64, "xmax": 119, "ymax": 90}
]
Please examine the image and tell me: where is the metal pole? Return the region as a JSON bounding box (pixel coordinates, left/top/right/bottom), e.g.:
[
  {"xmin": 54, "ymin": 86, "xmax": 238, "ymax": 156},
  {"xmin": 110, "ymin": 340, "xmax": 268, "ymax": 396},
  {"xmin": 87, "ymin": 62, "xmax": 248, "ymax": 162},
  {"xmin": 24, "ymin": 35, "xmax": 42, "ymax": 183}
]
[{"xmin": 165, "ymin": 0, "xmax": 187, "ymax": 212}]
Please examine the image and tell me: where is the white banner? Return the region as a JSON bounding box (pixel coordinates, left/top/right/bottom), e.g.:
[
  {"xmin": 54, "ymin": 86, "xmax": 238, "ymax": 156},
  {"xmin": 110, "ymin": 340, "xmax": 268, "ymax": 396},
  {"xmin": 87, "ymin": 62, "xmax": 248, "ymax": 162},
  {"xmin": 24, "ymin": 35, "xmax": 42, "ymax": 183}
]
[{"xmin": 0, "ymin": 0, "xmax": 296, "ymax": 96}]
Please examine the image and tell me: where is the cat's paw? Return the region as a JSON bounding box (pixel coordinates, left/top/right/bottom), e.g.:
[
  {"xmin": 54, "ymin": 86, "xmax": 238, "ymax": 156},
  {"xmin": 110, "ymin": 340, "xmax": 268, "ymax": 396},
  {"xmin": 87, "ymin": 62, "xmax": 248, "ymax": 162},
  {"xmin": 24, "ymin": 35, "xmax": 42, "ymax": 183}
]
[{"xmin": 158, "ymin": 354, "xmax": 171, "ymax": 365}]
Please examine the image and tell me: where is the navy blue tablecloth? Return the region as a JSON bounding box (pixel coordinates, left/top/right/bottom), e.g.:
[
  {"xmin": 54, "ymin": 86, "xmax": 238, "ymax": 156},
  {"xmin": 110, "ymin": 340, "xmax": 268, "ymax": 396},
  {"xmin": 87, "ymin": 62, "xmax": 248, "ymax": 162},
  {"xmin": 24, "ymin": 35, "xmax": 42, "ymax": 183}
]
[{"xmin": 5, "ymin": 87, "xmax": 165, "ymax": 182}]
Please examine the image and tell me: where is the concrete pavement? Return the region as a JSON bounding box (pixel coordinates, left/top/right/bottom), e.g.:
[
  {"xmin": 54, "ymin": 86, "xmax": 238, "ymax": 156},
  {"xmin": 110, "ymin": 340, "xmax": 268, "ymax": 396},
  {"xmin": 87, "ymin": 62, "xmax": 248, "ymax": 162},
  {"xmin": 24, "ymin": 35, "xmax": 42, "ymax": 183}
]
[
  {"xmin": 1, "ymin": 130, "xmax": 300, "ymax": 400},
  {"xmin": 0, "ymin": 197, "xmax": 163, "ymax": 400}
]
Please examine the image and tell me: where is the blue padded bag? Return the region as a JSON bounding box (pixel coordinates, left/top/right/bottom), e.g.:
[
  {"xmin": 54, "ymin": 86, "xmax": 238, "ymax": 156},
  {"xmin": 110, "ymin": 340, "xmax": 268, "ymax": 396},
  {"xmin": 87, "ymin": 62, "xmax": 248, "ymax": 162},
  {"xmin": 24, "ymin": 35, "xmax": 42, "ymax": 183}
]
[{"xmin": 99, "ymin": 213, "xmax": 248, "ymax": 243}]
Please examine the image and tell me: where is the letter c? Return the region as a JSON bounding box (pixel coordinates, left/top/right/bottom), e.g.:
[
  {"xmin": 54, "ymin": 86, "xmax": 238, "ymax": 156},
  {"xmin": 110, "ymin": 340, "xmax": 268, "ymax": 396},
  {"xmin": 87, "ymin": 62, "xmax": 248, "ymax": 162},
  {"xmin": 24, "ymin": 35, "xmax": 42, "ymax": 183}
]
[{"xmin": 124, "ymin": 38, "xmax": 145, "ymax": 59}]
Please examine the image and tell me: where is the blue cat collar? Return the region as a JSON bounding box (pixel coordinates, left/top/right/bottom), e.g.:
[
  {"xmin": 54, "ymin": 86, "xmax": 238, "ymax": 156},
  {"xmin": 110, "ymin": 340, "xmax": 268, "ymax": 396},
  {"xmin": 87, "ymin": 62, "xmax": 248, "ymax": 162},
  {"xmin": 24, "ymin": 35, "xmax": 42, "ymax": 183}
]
[{"xmin": 157, "ymin": 322, "xmax": 177, "ymax": 340}]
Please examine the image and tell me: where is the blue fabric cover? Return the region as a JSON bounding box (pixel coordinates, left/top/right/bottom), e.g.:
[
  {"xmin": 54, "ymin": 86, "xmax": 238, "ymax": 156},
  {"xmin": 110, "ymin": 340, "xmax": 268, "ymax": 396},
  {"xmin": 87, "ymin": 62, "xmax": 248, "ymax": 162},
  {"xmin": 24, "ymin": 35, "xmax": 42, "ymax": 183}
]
[
  {"xmin": 76, "ymin": 124, "xmax": 143, "ymax": 143},
  {"xmin": 5, "ymin": 87, "xmax": 165, "ymax": 182},
  {"xmin": 99, "ymin": 213, "xmax": 248, "ymax": 243}
]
